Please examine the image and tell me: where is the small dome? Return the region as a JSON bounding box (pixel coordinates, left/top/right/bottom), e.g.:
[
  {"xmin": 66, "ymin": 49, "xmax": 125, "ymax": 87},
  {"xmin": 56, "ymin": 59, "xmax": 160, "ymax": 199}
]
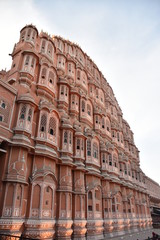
[{"xmin": 20, "ymin": 24, "xmax": 38, "ymax": 35}]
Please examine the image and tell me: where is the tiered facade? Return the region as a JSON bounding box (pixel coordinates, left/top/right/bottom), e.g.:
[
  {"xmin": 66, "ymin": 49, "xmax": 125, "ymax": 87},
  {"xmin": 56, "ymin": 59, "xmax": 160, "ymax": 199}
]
[{"xmin": 0, "ymin": 25, "xmax": 153, "ymax": 239}]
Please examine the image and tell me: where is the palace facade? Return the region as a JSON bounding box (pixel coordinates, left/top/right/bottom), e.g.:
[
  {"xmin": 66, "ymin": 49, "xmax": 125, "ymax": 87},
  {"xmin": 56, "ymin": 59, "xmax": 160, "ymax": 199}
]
[{"xmin": 0, "ymin": 25, "xmax": 157, "ymax": 239}]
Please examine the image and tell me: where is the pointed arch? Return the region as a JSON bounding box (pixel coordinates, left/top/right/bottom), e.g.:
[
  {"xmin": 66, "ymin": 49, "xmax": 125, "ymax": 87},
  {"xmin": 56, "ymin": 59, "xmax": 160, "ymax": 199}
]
[
  {"xmin": 87, "ymin": 138, "xmax": 91, "ymax": 156},
  {"xmin": 48, "ymin": 117, "xmax": 56, "ymax": 136},
  {"xmin": 32, "ymin": 184, "xmax": 40, "ymax": 209},
  {"xmin": 81, "ymin": 99, "xmax": 85, "ymax": 112},
  {"xmin": 40, "ymin": 114, "xmax": 47, "ymax": 132}
]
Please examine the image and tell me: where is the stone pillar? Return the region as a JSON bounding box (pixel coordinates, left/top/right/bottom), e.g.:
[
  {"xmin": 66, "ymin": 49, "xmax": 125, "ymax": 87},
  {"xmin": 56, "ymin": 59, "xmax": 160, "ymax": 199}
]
[{"xmin": 56, "ymin": 165, "xmax": 73, "ymax": 239}]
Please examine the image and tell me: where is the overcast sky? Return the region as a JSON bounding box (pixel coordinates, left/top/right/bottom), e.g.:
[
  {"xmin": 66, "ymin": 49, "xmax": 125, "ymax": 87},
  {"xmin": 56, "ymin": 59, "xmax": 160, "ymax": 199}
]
[{"xmin": 0, "ymin": 0, "xmax": 160, "ymax": 184}]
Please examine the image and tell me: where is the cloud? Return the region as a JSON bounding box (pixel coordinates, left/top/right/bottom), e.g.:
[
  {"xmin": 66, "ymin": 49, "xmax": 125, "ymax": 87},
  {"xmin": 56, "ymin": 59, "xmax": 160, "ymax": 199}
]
[{"xmin": 0, "ymin": 0, "xmax": 51, "ymax": 70}]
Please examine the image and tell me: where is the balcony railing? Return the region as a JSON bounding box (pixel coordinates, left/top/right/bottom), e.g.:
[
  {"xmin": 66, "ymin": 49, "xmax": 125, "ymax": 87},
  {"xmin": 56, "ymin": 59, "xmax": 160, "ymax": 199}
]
[
  {"xmin": 108, "ymin": 165, "xmax": 119, "ymax": 174},
  {"xmin": 104, "ymin": 212, "xmax": 149, "ymax": 219}
]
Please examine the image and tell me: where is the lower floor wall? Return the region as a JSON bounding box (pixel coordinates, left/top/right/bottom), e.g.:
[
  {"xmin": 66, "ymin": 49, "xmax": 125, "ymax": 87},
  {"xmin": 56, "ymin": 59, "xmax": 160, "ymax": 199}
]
[
  {"xmin": 0, "ymin": 216, "xmax": 152, "ymax": 240},
  {"xmin": 0, "ymin": 149, "xmax": 153, "ymax": 239}
]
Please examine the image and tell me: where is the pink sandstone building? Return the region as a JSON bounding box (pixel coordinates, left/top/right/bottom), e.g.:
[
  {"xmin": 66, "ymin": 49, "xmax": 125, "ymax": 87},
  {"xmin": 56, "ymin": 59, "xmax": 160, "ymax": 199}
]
[{"xmin": 0, "ymin": 24, "xmax": 159, "ymax": 240}]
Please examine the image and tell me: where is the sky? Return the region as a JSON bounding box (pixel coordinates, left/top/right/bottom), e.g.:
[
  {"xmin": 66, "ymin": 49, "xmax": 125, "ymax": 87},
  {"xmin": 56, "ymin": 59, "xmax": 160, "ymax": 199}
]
[{"xmin": 0, "ymin": 0, "xmax": 160, "ymax": 184}]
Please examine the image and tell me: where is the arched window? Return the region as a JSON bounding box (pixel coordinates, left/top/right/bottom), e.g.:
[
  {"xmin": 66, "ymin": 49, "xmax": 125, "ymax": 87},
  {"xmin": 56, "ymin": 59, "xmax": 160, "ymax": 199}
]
[
  {"xmin": 77, "ymin": 70, "xmax": 80, "ymax": 80},
  {"xmin": 102, "ymin": 153, "xmax": 105, "ymax": 163},
  {"xmin": 32, "ymin": 184, "xmax": 40, "ymax": 210},
  {"xmin": 47, "ymin": 43, "xmax": 53, "ymax": 56},
  {"xmin": 124, "ymin": 164, "xmax": 127, "ymax": 175},
  {"xmin": 0, "ymin": 100, "xmax": 10, "ymax": 124},
  {"xmin": 93, "ymin": 142, "xmax": 98, "ymax": 159},
  {"xmin": 109, "ymin": 154, "xmax": 112, "ymax": 166},
  {"xmin": 31, "ymin": 58, "xmax": 35, "ymax": 68},
  {"xmin": 61, "ymin": 85, "xmax": 64, "ymax": 95},
  {"xmin": 95, "ymin": 189, "xmax": 100, "ymax": 200},
  {"xmin": 112, "ymin": 131, "xmax": 115, "ymax": 138},
  {"xmin": 112, "ymin": 197, "xmax": 116, "ymax": 212},
  {"xmin": 120, "ymin": 163, "xmax": 123, "ymax": 172},
  {"xmin": 117, "ymin": 132, "xmax": 120, "ymax": 142},
  {"xmin": 40, "ymin": 114, "xmax": 47, "ymax": 132},
  {"xmin": 114, "ymin": 108, "xmax": 117, "ymax": 117},
  {"xmin": 77, "ymin": 139, "xmax": 80, "ymax": 149},
  {"xmin": 95, "ymin": 116, "xmax": 98, "ymax": 124},
  {"xmin": 25, "ymin": 56, "xmax": 30, "ymax": 66},
  {"xmin": 87, "ymin": 104, "xmax": 91, "ymax": 116},
  {"xmin": 27, "ymin": 108, "xmax": 32, "ymax": 122},
  {"xmin": 69, "ymin": 46, "xmax": 72, "ymax": 56},
  {"xmin": 81, "ymin": 139, "xmax": 84, "ymax": 150},
  {"xmin": 20, "ymin": 105, "xmax": 26, "ymax": 119},
  {"xmin": 106, "ymin": 120, "xmax": 110, "ymax": 132},
  {"xmin": 41, "ymin": 40, "xmax": 46, "ymax": 53},
  {"xmin": 26, "ymin": 29, "xmax": 31, "ymax": 40},
  {"xmin": 65, "ymin": 87, "xmax": 68, "ymax": 96},
  {"xmin": 41, "ymin": 68, "xmax": 47, "ymax": 80},
  {"xmin": 96, "ymin": 72, "xmax": 100, "ymax": 82},
  {"xmin": 15, "ymin": 185, "xmax": 22, "ymax": 211},
  {"xmin": 57, "ymin": 56, "xmax": 65, "ymax": 68},
  {"xmin": 32, "ymin": 31, "xmax": 36, "ymax": 41},
  {"xmin": 82, "ymin": 73, "xmax": 86, "ymax": 85},
  {"xmin": 82, "ymin": 100, "xmax": 85, "ymax": 112},
  {"xmin": 43, "ymin": 185, "xmax": 52, "ymax": 210},
  {"xmin": 88, "ymin": 190, "xmax": 93, "ymax": 211},
  {"xmin": 127, "ymin": 199, "xmax": 131, "ymax": 213},
  {"xmin": 96, "ymin": 89, "xmax": 99, "ymax": 99},
  {"xmin": 23, "ymin": 55, "xmax": 35, "ymax": 74},
  {"xmin": 48, "ymin": 71, "xmax": 54, "ymax": 84},
  {"xmin": 48, "ymin": 117, "xmax": 56, "ymax": 136},
  {"xmin": 111, "ymin": 107, "xmax": 113, "ymax": 115},
  {"xmin": 128, "ymin": 164, "xmax": 131, "ymax": 176},
  {"xmin": 58, "ymin": 56, "xmax": 62, "ymax": 65},
  {"xmin": 64, "ymin": 131, "xmax": 68, "ymax": 143},
  {"xmin": 87, "ymin": 139, "xmax": 91, "ymax": 156},
  {"xmin": 121, "ymin": 134, "xmax": 123, "ymax": 143},
  {"xmin": 58, "ymin": 40, "xmax": 64, "ymax": 52},
  {"xmin": 69, "ymin": 132, "xmax": 72, "ymax": 144},
  {"xmin": 68, "ymin": 63, "xmax": 71, "ymax": 72},
  {"xmin": 102, "ymin": 118, "xmax": 105, "ymax": 128},
  {"xmin": 113, "ymin": 154, "xmax": 118, "ymax": 168},
  {"xmin": 71, "ymin": 95, "xmax": 75, "ymax": 104},
  {"xmin": 6, "ymin": 184, "xmax": 14, "ymax": 209},
  {"xmin": 88, "ymin": 191, "xmax": 92, "ymax": 199},
  {"xmin": 100, "ymin": 95, "xmax": 104, "ymax": 102},
  {"xmin": 46, "ymin": 186, "xmax": 50, "ymax": 193},
  {"xmin": 21, "ymin": 30, "xmax": 26, "ymax": 41}
]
